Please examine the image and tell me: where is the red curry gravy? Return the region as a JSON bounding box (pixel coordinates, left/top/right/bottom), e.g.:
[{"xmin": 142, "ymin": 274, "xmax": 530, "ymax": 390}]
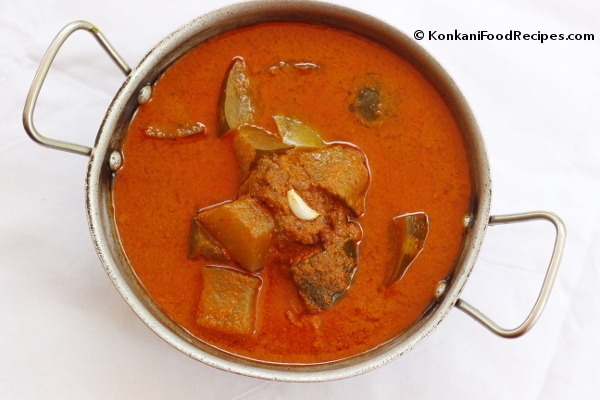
[{"xmin": 113, "ymin": 23, "xmax": 472, "ymax": 364}]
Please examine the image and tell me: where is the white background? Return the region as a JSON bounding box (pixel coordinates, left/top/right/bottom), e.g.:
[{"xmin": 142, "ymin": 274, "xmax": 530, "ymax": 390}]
[{"xmin": 1, "ymin": 0, "xmax": 598, "ymax": 398}]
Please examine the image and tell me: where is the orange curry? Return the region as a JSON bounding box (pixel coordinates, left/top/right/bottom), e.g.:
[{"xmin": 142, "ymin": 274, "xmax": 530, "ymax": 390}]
[{"xmin": 112, "ymin": 23, "xmax": 472, "ymax": 364}]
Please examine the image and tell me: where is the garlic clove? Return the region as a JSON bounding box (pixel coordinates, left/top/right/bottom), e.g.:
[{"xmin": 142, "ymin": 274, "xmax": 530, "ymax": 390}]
[{"xmin": 287, "ymin": 189, "xmax": 320, "ymax": 220}]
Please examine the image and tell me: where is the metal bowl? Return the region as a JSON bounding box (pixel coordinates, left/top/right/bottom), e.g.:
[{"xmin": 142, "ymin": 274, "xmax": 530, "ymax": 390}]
[{"xmin": 23, "ymin": 0, "xmax": 565, "ymax": 382}]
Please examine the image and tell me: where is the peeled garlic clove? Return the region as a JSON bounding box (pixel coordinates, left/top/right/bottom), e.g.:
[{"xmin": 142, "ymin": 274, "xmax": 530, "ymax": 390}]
[{"xmin": 287, "ymin": 189, "xmax": 320, "ymax": 220}]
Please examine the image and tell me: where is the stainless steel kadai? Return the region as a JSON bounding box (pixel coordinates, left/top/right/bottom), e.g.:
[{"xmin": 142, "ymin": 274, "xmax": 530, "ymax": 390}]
[{"xmin": 23, "ymin": 0, "xmax": 566, "ymax": 382}]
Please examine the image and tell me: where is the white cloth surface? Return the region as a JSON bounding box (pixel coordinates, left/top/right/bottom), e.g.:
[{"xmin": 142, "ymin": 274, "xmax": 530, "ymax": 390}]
[{"xmin": 1, "ymin": 0, "xmax": 598, "ymax": 398}]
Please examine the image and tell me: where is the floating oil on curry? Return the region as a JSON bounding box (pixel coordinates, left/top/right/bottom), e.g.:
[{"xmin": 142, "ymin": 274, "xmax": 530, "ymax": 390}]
[{"xmin": 112, "ymin": 23, "xmax": 473, "ymax": 364}]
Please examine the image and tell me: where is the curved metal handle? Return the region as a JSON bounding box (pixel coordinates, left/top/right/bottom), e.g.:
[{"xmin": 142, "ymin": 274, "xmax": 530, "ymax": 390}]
[
  {"xmin": 23, "ymin": 20, "xmax": 131, "ymax": 157},
  {"xmin": 455, "ymin": 211, "xmax": 566, "ymax": 338}
]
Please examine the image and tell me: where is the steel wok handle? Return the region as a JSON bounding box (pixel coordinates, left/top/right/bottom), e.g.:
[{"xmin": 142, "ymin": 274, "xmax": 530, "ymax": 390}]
[
  {"xmin": 455, "ymin": 211, "xmax": 566, "ymax": 338},
  {"xmin": 23, "ymin": 20, "xmax": 131, "ymax": 157}
]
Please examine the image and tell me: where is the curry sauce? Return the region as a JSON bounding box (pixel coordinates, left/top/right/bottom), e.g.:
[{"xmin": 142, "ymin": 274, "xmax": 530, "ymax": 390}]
[{"xmin": 113, "ymin": 23, "xmax": 473, "ymax": 364}]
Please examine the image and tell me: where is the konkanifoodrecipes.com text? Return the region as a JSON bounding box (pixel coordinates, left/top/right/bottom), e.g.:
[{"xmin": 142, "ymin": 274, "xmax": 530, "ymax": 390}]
[{"xmin": 413, "ymin": 29, "xmax": 594, "ymax": 43}]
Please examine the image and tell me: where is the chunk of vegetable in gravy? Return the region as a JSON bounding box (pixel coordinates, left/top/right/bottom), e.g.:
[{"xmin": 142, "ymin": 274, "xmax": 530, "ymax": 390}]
[
  {"xmin": 349, "ymin": 73, "xmax": 390, "ymax": 126},
  {"xmin": 188, "ymin": 219, "xmax": 230, "ymax": 262},
  {"xmin": 197, "ymin": 267, "xmax": 261, "ymax": 335},
  {"xmin": 292, "ymin": 239, "xmax": 357, "ymax": 312},
  {"xmin": 387, "ymin": 212, "xmax": 430, "ymax": 285},
  {"xmin": 273, "ymin": 115, "xmax": 326, "ymax": 150},
  {"xmin": 113, "ymin": 23, "xmax": 473, "ymax": 364},
  {"xmin": 352, "ymin": 87, "xmax": 381, "ymax": 123},
  {"xmin": 217, "ymin": 57, "xmax": 255, "ymax": 136},
  {"xmin": 196, "ymin": 199, "xmax": 274, "ymax": 272},
  {"xmin": 300, "ymin": 146, "xmax": 370, "ymax": 217},
  {"xmin": 232, "ymin": 125, "xmax": 294, "ymax": 180}
]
